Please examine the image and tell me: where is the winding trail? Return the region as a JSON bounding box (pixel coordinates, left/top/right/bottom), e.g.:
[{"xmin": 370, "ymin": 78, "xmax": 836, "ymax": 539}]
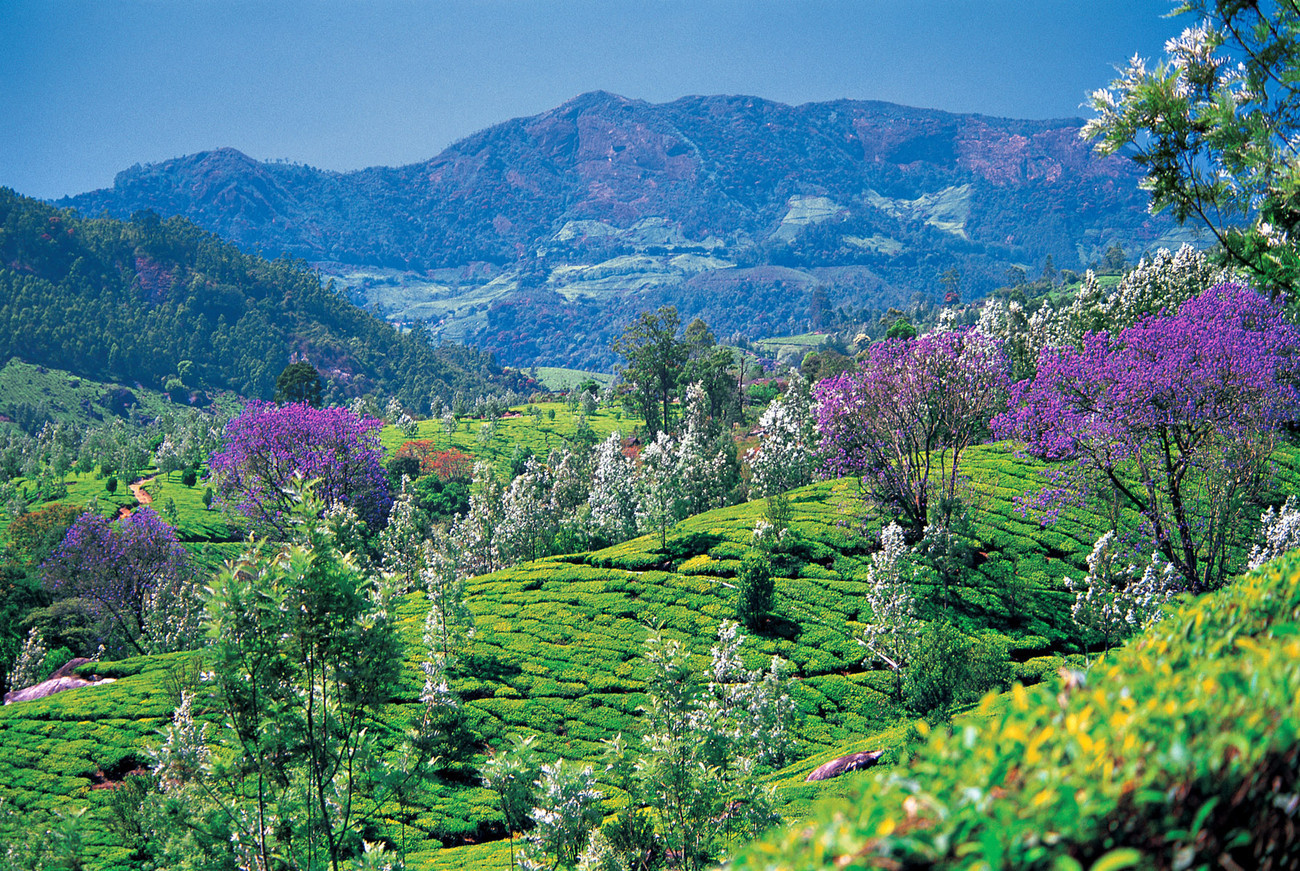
[{"xmin": 117, "ymin": 477, "xmax": 155, "ymax": 518}]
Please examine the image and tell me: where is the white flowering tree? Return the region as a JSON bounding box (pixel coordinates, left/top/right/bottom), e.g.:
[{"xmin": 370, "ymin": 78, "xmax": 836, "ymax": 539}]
[
  {"xmin": 636, "ymin": 432, "xmax": 679, "ymax": 549},
  {"xmin": 379, "ymin": 476, "xmax": 426, "ymax": 593},
  {"xmin": 619, "ymin": 622, "xmax": 792, "ymax": 870},
  {"xmin": 1248, "ymin": 496, "xmax": 1300, "ymax": 570},
  {"xmin": 673, "ymin": 382, "xmax": 734, "ymax": 517},
  {"xmin": 422, "ymin": 536, "xmax": 475, "ymax": 662},
  {"xmin": 747, "ymin": 373, "xmax": 816, "ymax": 499},
  {"xmin": 588, "ymin": 432, "xmax": 638, "ymax": 544},
  {"xmin": 448, "ymin": 461, "xmax": 504, "ymax": 578},
  {"xmin": 8, "ymin": 627, "xmax": 47, "ymax": 692},
  {"xmin": 855, "ymin": 522, "xmax": 922, "ymax": 696},
  {"xmin": 496, "ymin": 456, "xmax": 556, "ymax": 564},
  {"xmin": 482, "ymin": 735, "xmax": 542, "ymax": 871},
  {"xmin": 1069, "ymin": 531, "xmax": 1182, "ymax": 658},
  {"xmin": 519, "ymin": 762, "xmax": 604, "ymax": 871}
]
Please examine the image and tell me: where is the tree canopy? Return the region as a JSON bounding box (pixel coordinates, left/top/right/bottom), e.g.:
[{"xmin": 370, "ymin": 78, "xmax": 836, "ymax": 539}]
[{"xmin": 1084, "ymin": 1, "xmax": 1300, "ymax": 293}]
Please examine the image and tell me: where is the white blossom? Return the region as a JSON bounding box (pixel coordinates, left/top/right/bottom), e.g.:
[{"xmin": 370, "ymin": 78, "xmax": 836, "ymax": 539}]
[
  {"xmin": 747, "ymin": 372, "xmax": 816, "ymax": 499},
  {"xmin": 1249, "ymin": 496, "xmax": 1300, "ymax": 570},
  {"xmin": 855, "ymin": 521, "xmax": 921, "ymax": 675},
  {"xmin": 588, "ymin": 431, "xmax": 638, "ymax": 543}
]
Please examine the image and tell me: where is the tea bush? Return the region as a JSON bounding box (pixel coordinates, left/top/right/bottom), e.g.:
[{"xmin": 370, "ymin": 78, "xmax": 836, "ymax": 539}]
[{"xmin": 731, "ymin": 547, "xmax": 1300, "ymax": 869}]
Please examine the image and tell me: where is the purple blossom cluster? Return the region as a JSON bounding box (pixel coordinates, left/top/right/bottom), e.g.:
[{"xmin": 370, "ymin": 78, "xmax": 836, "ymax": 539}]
[
  {"xmin": 814, "ymin": 328, "xmax": 1010, "ymax": 530},
  {"xmin": 993, "ymin": 282, "xmax": 1300, "ymax": 590},
  {"xmin": 42, "ymin": 507, "xmax": 190, "ymax": 655},
  {"xmin": 209, "ymin": 401, "xmax": 392, "ymax": 533}
]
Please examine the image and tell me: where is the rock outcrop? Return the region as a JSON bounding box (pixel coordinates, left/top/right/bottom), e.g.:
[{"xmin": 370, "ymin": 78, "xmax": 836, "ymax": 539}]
[
  {"xmin": 804, "ymin": 750, "xmax": 884, "ymax": 782},
  {"xmin": 4, "ymin": 658, "xmax": 116, "ymax": 705}
]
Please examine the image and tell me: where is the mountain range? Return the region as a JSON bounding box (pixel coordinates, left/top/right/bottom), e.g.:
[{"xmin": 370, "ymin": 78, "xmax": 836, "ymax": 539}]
[{"xmin": 60, "ymin": 91, "xmax": 1197, "ymax": 368}]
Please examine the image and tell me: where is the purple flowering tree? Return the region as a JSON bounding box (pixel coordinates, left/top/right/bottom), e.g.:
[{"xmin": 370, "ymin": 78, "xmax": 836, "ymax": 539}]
[
  {"xmin": 814, "ymin": 329, "xmax": 1011, "ymax": 532},
  {"xmin": 42, "ymin": 508, "xmax": 195, "ymax": 656},
  {"xmin": 993, "ymin": 283, "xmax": 1300, "ymax": 592},
  {"xmin": 209, "ymin": 401, "xmax": 391, "ymax": 534}
]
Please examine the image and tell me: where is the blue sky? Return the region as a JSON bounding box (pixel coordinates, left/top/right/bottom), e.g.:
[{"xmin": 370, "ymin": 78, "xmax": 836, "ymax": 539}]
[{"xmin": 2, "ymin": 0, "xmax": 1179, "ymax": 200}]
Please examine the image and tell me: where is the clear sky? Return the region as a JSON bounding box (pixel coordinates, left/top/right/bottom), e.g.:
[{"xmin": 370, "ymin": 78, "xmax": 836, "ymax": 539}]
[{"xmin": 2, "ymin": 0, "xmax": 1180, "ymax": 200}]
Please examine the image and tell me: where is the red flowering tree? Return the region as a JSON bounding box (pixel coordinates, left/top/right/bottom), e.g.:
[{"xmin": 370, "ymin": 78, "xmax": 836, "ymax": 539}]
[
  {"xmin": 209, "ymin": 402, "xmax": 391, "ymax": 534},
  {"xmin": 814, "ymin": 329, "xmax": 1011, "ymax": 532},
  {"xmin": 394, "ymin": 440, "xmax": 474, "ymax": 481},
  {"xmin": 993, "ymin": 283, "xmax": 1300, "ymax": 592}
]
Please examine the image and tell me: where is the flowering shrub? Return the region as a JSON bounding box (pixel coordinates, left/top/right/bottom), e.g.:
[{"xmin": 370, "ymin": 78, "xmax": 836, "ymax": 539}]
[
  {"xmin": 425, "ymin": 447, "xmax": 474, "ymax": 482},
  {"xmin": 1068, "ymin": 531, "xmax": 1181, "ymax": 654},
  {"xmin": 855, "ymin": 521, "xmax": 921, "ymax": 692},
  {"xmin": 209, "ymin": 401, "xmax": 391, "ymax": 533},
  {"xmin": 994, "ymin": 282, "xmax": 1300, "ymax": 591},
  {"xmin": 815, "ymin": 329, "xmax": 1010, "ymax": 531}
]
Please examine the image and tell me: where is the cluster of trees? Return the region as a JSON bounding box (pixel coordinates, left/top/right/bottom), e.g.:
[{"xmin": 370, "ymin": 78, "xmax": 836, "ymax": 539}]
[
  {"xmin": 612, "ymin": 306, "xmax": 744, "ymax": 438},
  {"xmin": 814, "ymin": 258, "xmax": 1300, "ymax": 666},
  {"xmin": 377, "ymin": 382, "xmax": 740, "ymax": 598},
  {"xmin": 0, "ymin": 405, "xmax": 222, "ymax": 689}
]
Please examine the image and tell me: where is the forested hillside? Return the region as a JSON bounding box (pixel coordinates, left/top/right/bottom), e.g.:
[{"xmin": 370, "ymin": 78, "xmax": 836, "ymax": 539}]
[{"xmin": 0, "ymin": 189, "xmax": 530, "ymax": 409}]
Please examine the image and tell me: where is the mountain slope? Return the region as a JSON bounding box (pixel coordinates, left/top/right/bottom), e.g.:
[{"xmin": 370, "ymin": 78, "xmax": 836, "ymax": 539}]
[
  {"xmin": 0, "ymin": 188, "xmax": 530, "ymax": 408},
  {"xmin": 58, "ymin": 93, "xmax": 1199, "ymax": 367}
]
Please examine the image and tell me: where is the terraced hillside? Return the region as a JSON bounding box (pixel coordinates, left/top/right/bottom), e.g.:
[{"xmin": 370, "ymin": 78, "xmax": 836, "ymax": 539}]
[{"xmin": 2, "ymin": 441, "xmax": 1297, "ymax": 870}]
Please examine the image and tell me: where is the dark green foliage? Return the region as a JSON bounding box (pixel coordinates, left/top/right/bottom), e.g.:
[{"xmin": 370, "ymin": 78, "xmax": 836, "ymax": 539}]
[
  {"xmin": 274, "ymin": 360, "xmax": 324, "ymax": 407},
  {"xmin": 799, "ymin": 348, "xmax": 855, "ymax": 384},
  {"xmin": 612, "ymin": 306, "xmax": 688, "ymax": 437},
  {"xmin": 735, "ymin": 552, "xmax": 775, "ymax": 631},
  {"xmin": 179, "ymin": 468, "xmax": 197, "ymax": 487},
  {"xmin": 885, "ymin": 317, "xmax": 916, "ymax": 340},
  {"xmin": 746, "ymin": 381, "xmax": 781, "ymax": 407},
  {"xmin": 602, "ymin": 808, "xmax": 662, "ymax": 871},
  {"xmin": 104, "ymin": 477, "xmax": 116, "ymax": 495},
  {"xmin": 902, "ymin": 622, "xmax": 1010, "ymax": 716}
]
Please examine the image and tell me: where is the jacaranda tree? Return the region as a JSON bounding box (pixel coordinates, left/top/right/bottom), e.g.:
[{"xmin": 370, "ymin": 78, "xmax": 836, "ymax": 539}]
[
  {"xmin": 209, "ymin": 401, "xmax": 391, "ymax": 535},
  {"xmin": 993, "ymin": 283, "xmax": 1300, "ymax": 592},
  {"xmin": 814, "ymin": 328, "xmax": 1010, "ymax": 533},
  {"xmin": 42, "ymin": 507, "xmax": 198, "ymax": 656}
]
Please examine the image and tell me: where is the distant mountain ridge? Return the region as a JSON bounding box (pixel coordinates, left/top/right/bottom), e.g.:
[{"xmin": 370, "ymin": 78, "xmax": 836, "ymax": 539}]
[{"xmin": 59, "ymin": 92, "xmax": 1196, "ymax": 367}]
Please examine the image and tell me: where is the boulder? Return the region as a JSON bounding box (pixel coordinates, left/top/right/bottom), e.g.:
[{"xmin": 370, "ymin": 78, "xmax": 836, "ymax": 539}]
[
  {"xmin": 4, "ymin": 659, "xmax": 115, "ymax": 705},
  {"xmin": 804, "ymin": 750, "xmax": 884, "ymax": 782}
]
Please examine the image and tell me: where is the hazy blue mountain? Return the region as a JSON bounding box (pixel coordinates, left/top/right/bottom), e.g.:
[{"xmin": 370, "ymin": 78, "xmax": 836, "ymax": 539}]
[{"xmin": 60, "ymin": 92, "xmax": 1195, "ymax": 367}]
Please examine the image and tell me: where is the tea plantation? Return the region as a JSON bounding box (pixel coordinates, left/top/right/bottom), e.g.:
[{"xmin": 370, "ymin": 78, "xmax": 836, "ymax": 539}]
[
  {"xmin": 730, "ymin": 538, "xmax": 1300, "ymax": 869},
  {"xmin": 2, "ymin": 439, "xmax": 1298, "ymax": 870}
]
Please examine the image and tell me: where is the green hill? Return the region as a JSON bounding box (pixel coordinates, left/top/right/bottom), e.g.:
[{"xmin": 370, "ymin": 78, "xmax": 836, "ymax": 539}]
[
  {"xmin": 2, "ymin": 438, "xmax": 1297, "ymax": 869},
  {"xmin": 0, "ymin": 188, "xmax": 531, "ymax": 410}
]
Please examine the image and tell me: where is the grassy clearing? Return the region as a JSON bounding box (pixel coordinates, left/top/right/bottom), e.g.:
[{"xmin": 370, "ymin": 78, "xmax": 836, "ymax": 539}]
[
  {"xmin": 0, "ymin": 358, "xmax": 176, "ymax": 434},
  {"xmin": 376, "ymin": 402, "xmax": 634, "ymax": 479},
  {"xmin": 531, "ymin": 367, "xmax": 615, "ymax": 392}
]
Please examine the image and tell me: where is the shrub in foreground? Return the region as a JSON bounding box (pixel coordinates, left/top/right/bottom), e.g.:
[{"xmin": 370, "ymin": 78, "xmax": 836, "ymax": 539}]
[{"xmin": 731, "ymin": 549, "xmax": 1300, "ymax": 869}]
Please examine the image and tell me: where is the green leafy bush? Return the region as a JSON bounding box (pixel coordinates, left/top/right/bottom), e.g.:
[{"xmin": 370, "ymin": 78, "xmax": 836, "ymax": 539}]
[{"xmin": 735, "ymin": 552, "xmax": 775, "ymax": 630}]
